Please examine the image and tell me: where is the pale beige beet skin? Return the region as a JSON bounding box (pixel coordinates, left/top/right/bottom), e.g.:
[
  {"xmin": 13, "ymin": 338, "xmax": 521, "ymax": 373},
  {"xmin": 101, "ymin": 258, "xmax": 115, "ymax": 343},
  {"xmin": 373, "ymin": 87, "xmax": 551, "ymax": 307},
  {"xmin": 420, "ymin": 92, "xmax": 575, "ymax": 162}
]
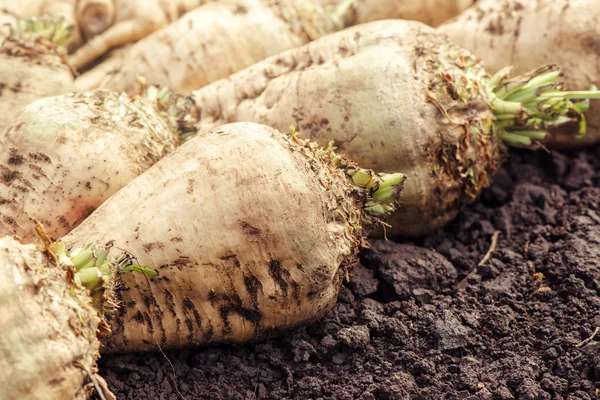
[
  {"xmin": 0, "ymin": 90, "xmax": 182, "ymax": 243},
  {"xmin": 0, "ymin": 1, "xmax": 83, "ymax": 48},
  {"xmin": 74, "ymin": 0, "xmax": 354, "ymax": 95},
  {"xmin": 319, "ymin": 0, "xmax": 475, "ymax": 27},
  {"xmin": 191, "ymin": 20, "xmax": 503, "ymax": 238},
  {"xmin": 0, "ymin": 236, "xmax": 107, "ymax": 400},
  {"xmin": 63, "ymin": 122, "xmax": 403, "ymax": 352},
  {"xmin": 69, "ymin": 0, "xmax": 211, "ymax": 69},
  {"xmin": 438, "ymin": 0, "xmax": 600, "ymax": 148},
  {"xmin": 0, "ymin": 34, "xmax": 74, "ymax": 134},
  {"xmin": 0, "ymin": 0, "xmax": 45, "ymax": 17},
  {"xmin": 0, "ymin": 0, "xmax": 44, "ymax": 28}
]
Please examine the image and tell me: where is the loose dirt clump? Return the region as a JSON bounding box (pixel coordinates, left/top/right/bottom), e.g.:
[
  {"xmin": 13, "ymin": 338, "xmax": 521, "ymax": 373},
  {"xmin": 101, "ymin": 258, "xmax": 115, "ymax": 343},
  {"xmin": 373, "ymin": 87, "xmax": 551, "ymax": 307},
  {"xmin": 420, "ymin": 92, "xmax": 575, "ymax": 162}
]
[{"xmin": 95, "ymin": 145, "xmax": 600, "ymax": 399}]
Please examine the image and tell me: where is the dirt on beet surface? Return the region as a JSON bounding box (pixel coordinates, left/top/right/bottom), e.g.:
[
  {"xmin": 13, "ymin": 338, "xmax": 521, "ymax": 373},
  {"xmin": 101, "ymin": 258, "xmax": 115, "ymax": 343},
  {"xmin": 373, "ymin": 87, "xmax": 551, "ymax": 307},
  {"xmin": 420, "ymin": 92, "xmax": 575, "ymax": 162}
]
[{"xmin": 94, "ymin": 145, "xmax": 600, "ymax": 400}]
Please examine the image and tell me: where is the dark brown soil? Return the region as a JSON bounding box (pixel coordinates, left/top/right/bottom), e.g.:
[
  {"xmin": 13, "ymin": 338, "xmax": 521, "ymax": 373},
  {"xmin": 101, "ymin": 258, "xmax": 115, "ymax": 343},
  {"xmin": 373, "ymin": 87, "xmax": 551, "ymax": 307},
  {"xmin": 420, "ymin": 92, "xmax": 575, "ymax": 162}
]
[{"xmin": 96, "ymin": 145, "xmax": 600, "ymax": 400}]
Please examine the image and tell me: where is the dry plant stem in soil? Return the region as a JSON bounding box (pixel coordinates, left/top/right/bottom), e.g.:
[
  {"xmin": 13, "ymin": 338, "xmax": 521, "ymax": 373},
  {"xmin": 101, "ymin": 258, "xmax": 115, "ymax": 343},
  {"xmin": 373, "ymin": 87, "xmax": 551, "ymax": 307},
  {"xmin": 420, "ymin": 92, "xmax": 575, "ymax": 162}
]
[
  {"xmin": 0, "ymin": 86, "xmax": 196, "ymax": 242},
  {"xmin": 73, "ymin": 0, "xmax": 357, "ymax": 94},
  {"xmin": 62, "ymin": 122, "xmax": 405, "ymax": 353},
  {"xmin": 438, "ymin": 0, "xmax": 600, "ymax": 148},
  {"xmin": 0, "ymin": 16, "xmax": 74, "ymax": 133},
  {"xmin": 190, "ymin": 19, "xmax": 600, "ymax": 238}
]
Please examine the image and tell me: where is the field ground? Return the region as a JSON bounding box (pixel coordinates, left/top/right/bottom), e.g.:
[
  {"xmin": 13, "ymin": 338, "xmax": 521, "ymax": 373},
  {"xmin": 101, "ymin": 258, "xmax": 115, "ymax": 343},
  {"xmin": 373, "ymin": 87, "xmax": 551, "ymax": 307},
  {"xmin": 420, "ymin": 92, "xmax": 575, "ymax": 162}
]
[{"xmin": 97, "ymin": 145, "xmax": 600, "ymax": 400}]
